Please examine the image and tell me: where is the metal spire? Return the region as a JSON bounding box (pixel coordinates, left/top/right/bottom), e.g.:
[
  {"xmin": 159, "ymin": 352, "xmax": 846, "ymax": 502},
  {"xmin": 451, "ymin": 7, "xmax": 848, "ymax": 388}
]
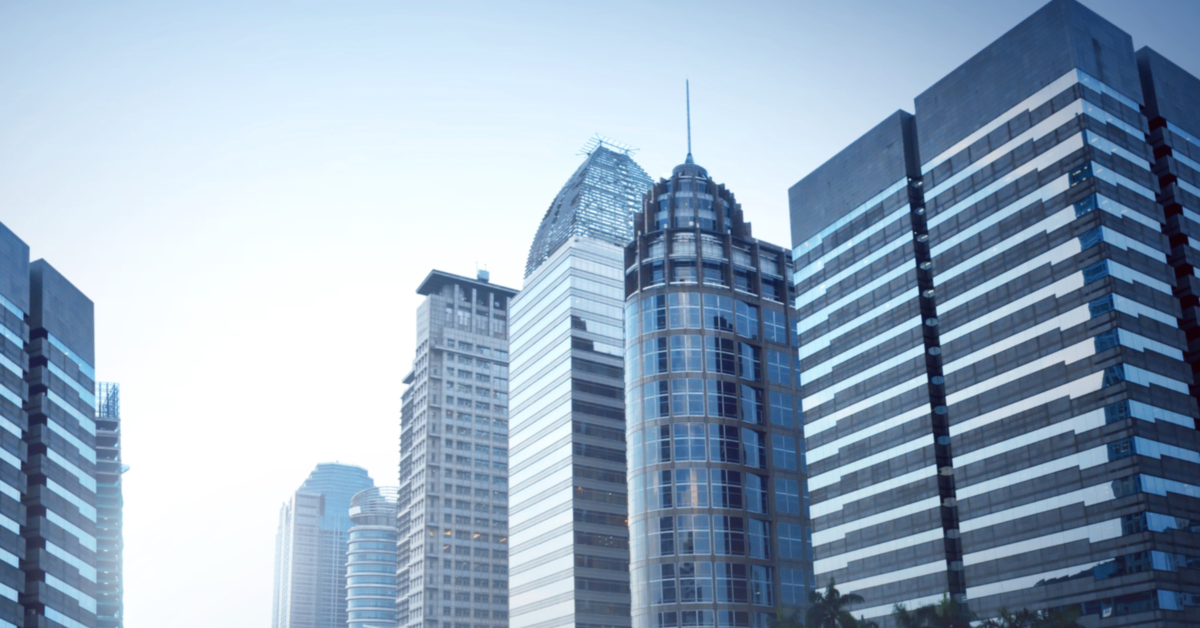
[{"xmin": 685, "ymin": 80, "xmax": 694, "ymax": 164}]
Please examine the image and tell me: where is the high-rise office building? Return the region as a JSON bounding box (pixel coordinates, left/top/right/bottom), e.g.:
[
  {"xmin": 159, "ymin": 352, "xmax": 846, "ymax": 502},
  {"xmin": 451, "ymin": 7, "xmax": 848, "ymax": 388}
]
[
  {"xmin": 508, "ymin": 138, "xmax": 652, "ymax": 628},
  {"xmin": 0, "ymin": 224, "xmax": 29, "ymax": 628},
  {"xmin": 25, "ymin": 260, "xmax": 100, "ymax": 628},
  {"xmin": 273, "ymin": 463, "xmax": 375, "ymax": 628},
  {"xmin": 1139, "ymin": 49, "xmax": 1200, "ymax": 400},
  {"xmin": 789, "ymin": 0, "xmax": 1200, "ymax": 623},
  {"xmin": 525, "ymin": 136, "xmax": 656, "ymax": 278},
  {"xmin": 395, "ymin": 270, "xmax": 515, "ymax": 628},
  {"xmin": 0, "ymin": 222, "xmax": 103, "ymax": 628},
  {"xmin": 623, "ymin": 149, "xmax": 811, "ymax": 628},
  {"xmin": 346, "ymin": 486, "xmax": 400, "ymax": 628},
  {"xmin": 94, "ymin": 382, "xmax": 123, "ymax": 628}
]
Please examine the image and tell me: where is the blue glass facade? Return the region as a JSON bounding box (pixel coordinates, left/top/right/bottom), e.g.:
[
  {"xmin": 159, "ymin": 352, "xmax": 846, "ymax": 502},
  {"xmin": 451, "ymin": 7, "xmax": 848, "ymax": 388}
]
[
  {"xmin": 789, "ymin": 0, "xmax": 1200, "ymax": 624},
  {"xmin": 624, "ymin": 155, "xmax": 812, "ymax": 628},
  {"xmin": 273, "ymin": 463, "xmax": 375, "ymax": 628},
  {"xmin": 525, "ymin": 138, "xmax": 654, "ymax": 278},
  {"xmin": 0, "ymin": 224, "xmax": 29, "ymax": 628},
  {"xmin": 347, "ymin": 487, "xmax": 400, "ymax": 628},
  {"xmin": 25, "ymin": 261, "xmax": 99, "ymax": 628}
]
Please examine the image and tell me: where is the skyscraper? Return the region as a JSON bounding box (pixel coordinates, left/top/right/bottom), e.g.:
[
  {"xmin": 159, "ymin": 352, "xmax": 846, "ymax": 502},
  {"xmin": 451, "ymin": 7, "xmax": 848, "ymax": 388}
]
[
  {"xmin": 395, "ymin": 270, "xmax": 515, "ymax": 628},
  {"xmin": 0, "ymin": 221, "xmax": 103, "ymax": 628},
  {"xmin": 789, "ymin": 0, "xmax": 1200, "ymax": 623},
  {"xmin": 273, "ymin": 463, "xmax": 375, "ymax": 628},
  {"xmin": 25, "ymin": 260, "xmax": 100, "ymax": 628},
  {"xmin": 94, "ymin": 382, "xmax": 124, "ymax": 628},
  {"xmin": 508, "ymin": 138, "xmax": 652, "ymax": 628},
  {"xmin": 346, "ymin": 486, "xmax": 400, "ymax": 628},
  {"xmin": 623, "ymin": 148, "xmax": 811, "ymax": 628},
  {"xmin": 525, "ymin": 136, "xmax": 655, "ymax": 277},
  {"xmin": 0, "ymin": 223, "xmax": 29, "ymax": 628}
]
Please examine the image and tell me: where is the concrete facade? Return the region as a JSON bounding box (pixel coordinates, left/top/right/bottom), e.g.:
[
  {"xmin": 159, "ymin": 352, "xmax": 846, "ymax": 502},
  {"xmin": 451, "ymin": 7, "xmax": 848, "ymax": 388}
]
[{"xmin": 396, "ymin": 270, "xmax": 515, "ymax": 628}]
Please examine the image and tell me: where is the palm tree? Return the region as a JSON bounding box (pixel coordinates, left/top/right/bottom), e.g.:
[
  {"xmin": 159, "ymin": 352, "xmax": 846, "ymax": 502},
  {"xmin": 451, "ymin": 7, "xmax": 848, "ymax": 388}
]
[
  {"xmin": 891, "ymin": 595, "xmax": 974, "ymax": 628},
  {"xmin": 768, "ymin": 609, "xmax": 805, "ymax": 628},
  {"xmin": 805, "ymin": 579, "xmax": 864, "ymax": 628}
]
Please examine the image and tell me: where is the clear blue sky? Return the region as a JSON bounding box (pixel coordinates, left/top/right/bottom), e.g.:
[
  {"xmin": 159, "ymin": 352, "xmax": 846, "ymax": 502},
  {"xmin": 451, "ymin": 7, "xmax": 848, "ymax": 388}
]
[{"xmin": 0, "ymin": 1, "xmax": 1196, "ymax": 626}]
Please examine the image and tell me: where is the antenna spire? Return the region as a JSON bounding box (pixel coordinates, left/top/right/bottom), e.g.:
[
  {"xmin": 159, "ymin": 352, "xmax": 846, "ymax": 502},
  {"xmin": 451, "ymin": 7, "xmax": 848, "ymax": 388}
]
[{"xmin": 685, "ymin": 80, "xmax": 694, "ymax": 164}]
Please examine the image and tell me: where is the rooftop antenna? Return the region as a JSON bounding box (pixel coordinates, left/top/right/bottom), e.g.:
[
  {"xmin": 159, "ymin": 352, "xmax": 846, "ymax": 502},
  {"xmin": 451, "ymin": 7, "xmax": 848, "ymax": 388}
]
[{"xmin": 685, "ymin": 80, "xmax": 694, "ymax": 164}]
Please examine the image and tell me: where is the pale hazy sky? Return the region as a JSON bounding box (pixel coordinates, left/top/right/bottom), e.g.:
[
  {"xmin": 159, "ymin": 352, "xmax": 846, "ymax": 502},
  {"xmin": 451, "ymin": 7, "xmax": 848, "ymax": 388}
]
[{"xmin": 0, "ymin": 1, "xmax": 1197, "ymax": 626}]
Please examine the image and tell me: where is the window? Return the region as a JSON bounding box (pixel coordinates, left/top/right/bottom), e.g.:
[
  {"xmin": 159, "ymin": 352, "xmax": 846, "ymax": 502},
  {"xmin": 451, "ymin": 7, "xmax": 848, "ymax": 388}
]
[
  {"xmin": 673, "ymin": 423, "xmax": 706, "ymax": 461},
  {"xmin": 709, "ymin": 424, "xmax": 741, "ymax": 464},
  {"xmin": 700, "ymin": 235, "xmax": 724, "ymax": 260},
  {"xmin": 703, "ymin": 294, "xmax": 734, "ymax": 331},
  {"xmin": 761, "ymin": 278, "xmax": 781, "ymax": 302},
  {"xmin": 769, "ymin": 392, "xmax": 794, "ymax": 428},
  {"xmin": 679, "ymin": 562, "xmax": 714, "ymax": 603},
  {"xmin": 735, "ymin": 301, "xmax": 758, "ymax": 339},
  {"xmin": 706, "ymin": 380, "xmax": 738, "ymax": 419},
  {"xmin": 644, "ymin": 338, "xmax": 669, "ymax": 375},
  {"xmin": 652, "ymin": 516, "xmax": 675, "ymax": 557},
  {"xmin": 650, "ymin": 470, "xmax": 673, "ymax": 510},
  {"xmin": 702, "ymin": 262, "xmax": 726, "ymax": 286},
  {"xmin": 643, "ymin": 295, "xmax": 667, "ymax": 333},
  {"xmin": 674, "ymin": 468, "xmax": 709, "ymax": 508},
  {"xmin": 777, "ymin": 568, "xmax": 805, "ymax": 606},
  {"xmin": 705, "ymin": 337, "xmax": 736, "ymax": 375},
  {"xmin": 751, "ymin": 566, "xmax": 773, "ymax": 607},
  {"xmin": 749, "ymin": 519, "xmax": 770, "ymax": 559},
  {"xmin": 626, "ymin": 344, "xmax": 641, "ymax": 383},
  {"xmin": 715, "ymin": 563, "xmax": 748, "ymax": 604},
  {"xmin": 713, "ymin": 516, "xmax": 746, "ymax": 556},
  {"xmin": 647, "ymin": 426, "xmax": 671, "ymax": 464},
  {"xmin": 677, "ymin": 515, "xmax": 712, "ymax": 555},
  {"xmin": 648, "ymin": 261, "xmax": 665, "ymax": 286},
  {"xmin": 711, "ymin": 470, "xmax": 743, "ymax": 510},
  {"xmin": 652, "ymin": 564, "xmax": 676, "ymax": 605},
  {"xmin": 771, "ymin": 435, "xmax": 796, "ymax": 470},
  {"xmin": 625, "ymin": 300, "xmax": 640, "ymax": 341},
  {"xmin": 733, "ymin": 269, "xmax": 755, "ymax": 294},
  {"xmin": 740, "ymin": 386, "xmax": 763, "ymax": 424},
  {"xmin": 671, "ymin": 335, "xmax": 703, "ymax": 372},
  {"xmin": 672, "ymin": 379, "xmax": 705, "ymax": 417},
  {"xmin": 673, "ymin": 233, "xmax": 697, "ymax": 256},
  {"xmin": 762, "ymin": 310, "xmax": 787, "ymax": 344},
  {"xmin": 670, "ymin": 293, "xmax": 702, "ymax": 328},
  {"xmin": 766, "ymin": 350, "xmax": 791, "ymax": 386},
  {"xmin": 778, "ymin": 523, "xmax": 806, "ymax": 559},
  {"xmin": 682, "ymin": 611, "xmax": 715, "ymax": 628},
  {"xmin": 645, "ymin": 381, "xmax": 669, "ymax": 419},
  {"xmin": 673, "ymin": 262, "xmax": 698, "ymax": 283},
  {"xmin": 743, "ymin": 432, "xmax": 765, "ymax": 470},
  {"xmin": 738, "ymin": 343, "xmax": 761, "ymax": 381},
  {"xmin": 775, "ymin": 479, "xmax": 800, "ymax": 514}
]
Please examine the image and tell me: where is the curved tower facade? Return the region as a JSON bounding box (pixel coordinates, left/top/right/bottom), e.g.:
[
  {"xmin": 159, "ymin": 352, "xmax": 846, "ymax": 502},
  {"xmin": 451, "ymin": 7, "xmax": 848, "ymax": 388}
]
[
  {"xmin": 346, "ymin": 487, "xmax": 400, "ymax": 628},
  {"xmin": 623, "ymin": 154, "xmax": 812, "ymax": 628}
]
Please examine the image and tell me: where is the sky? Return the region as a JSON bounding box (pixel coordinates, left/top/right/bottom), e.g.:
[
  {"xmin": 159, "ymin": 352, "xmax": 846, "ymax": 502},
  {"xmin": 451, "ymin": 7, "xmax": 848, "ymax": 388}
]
[{"xmin": 0, "ymin": 0, "xmax": 1198, "ymax": 626}]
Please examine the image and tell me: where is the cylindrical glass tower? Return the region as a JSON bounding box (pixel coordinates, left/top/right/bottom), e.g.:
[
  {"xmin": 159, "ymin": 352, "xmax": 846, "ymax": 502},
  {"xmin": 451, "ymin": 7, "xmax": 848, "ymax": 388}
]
[
  {"xmin": 346, "ymin": 486, "xmax": 400, "ymax": 628},
  {"xmin": 624, "ymin": 155, "xmax": 812, "ymax": 628}
]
